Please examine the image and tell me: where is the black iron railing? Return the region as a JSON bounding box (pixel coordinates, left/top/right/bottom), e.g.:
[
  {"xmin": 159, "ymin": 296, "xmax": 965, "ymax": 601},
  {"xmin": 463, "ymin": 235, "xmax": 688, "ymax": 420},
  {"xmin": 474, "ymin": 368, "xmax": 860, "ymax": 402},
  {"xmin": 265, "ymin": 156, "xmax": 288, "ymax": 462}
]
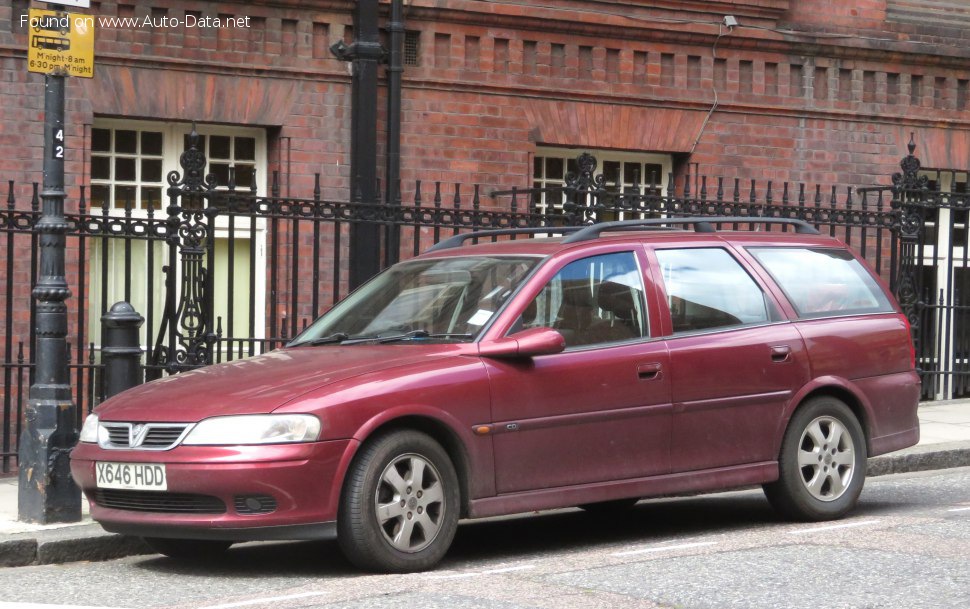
[{"xmin": 2, "ymin": 146, "xmax": 911, "ymax": 474}]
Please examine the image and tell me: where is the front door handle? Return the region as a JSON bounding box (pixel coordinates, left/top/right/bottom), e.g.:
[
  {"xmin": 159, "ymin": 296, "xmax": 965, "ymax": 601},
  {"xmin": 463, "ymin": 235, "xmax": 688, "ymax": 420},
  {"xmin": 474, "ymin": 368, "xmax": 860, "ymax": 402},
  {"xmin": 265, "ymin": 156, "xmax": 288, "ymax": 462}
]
[
  {"xmin": 638, "ymin": 362, "xmax": 663, "ymax": 380},
  {"xmin": 771, "ymin": 345, "xmax": 792, "ymax": 362}
]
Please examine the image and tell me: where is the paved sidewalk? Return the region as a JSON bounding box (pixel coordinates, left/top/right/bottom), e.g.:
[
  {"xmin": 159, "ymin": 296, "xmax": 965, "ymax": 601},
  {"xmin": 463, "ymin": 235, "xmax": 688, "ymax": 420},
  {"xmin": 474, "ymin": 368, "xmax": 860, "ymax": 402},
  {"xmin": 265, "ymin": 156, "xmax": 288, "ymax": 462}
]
[{"xmin": 1, "ymin": 401, "xmax": 969, "ymax": 568}]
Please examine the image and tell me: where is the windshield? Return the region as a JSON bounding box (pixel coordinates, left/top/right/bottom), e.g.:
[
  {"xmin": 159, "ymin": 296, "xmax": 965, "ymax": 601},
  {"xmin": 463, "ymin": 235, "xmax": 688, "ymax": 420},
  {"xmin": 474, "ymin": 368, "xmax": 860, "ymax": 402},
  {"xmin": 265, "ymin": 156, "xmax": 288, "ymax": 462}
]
[{"xmin": 290, "ymin": 255, "xmax": 540, "ymax": 345}]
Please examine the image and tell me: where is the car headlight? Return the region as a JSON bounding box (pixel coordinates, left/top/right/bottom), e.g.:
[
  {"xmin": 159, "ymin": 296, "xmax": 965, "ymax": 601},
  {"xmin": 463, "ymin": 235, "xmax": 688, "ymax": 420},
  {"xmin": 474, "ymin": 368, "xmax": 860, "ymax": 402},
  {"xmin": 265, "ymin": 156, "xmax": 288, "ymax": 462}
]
[
  {"xmin": 79, "ymin": 413, "xmax": 99, "ymax": 443},
  {"xmin": 181, "ymin": 414, "xmax": 321, "ymax": 445}
]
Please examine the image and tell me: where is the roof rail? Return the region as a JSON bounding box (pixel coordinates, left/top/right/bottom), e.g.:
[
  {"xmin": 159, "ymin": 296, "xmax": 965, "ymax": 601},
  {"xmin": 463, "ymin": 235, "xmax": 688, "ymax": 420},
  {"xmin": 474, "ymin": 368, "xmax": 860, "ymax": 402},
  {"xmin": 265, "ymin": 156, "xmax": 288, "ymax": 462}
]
[
  {"xmin": 424, "ymin": 217, "xmax": 820, "ymax": 253},
  {"xmin": 425, "ymin": 227, "xmax": 583, "ymax": 252},
  {"xmin": 561, "ymin": 216, "xmax": 820, "ymax": 243}
]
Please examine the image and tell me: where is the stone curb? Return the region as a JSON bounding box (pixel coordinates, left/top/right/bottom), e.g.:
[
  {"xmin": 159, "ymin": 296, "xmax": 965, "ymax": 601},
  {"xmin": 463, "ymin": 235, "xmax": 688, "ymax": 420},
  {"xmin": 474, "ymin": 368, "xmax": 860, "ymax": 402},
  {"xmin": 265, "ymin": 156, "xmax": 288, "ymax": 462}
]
[
  {"xmin": 1, "ymin": 445, "xmax": 969, "ymax": 569},
  {"xmin": 867, "ymin": 442, "xmax": 970, "ymax": 477},
  {"xmin": 0, "ymin": 526, "xmax": 151, "ymax": 568}
]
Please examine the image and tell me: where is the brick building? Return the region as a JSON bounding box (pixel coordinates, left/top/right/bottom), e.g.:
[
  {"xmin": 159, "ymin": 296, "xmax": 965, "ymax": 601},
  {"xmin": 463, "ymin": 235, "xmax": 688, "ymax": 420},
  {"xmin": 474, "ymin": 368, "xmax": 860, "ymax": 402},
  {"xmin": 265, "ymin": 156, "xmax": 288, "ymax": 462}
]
[{"xmin": 2, "ymin": 1, "xmax": 970, "ymax": 395}]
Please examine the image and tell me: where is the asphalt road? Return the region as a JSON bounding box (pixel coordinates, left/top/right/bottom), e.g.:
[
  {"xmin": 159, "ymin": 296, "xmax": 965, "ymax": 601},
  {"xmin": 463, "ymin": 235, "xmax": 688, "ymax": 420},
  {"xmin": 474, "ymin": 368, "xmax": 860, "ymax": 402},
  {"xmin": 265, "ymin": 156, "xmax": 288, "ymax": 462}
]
[{"xmin": 1, "ymin": 467, "xmax": 968, "ymax": 609}]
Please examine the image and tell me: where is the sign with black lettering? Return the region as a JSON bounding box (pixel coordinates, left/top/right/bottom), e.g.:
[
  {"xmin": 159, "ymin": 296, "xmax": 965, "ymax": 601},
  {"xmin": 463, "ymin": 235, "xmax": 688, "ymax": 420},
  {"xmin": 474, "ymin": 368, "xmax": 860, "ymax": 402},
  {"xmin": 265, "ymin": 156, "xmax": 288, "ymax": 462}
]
[{"xmin": 26, "ymin": 9, "xmax": 94, "ymax": 78}]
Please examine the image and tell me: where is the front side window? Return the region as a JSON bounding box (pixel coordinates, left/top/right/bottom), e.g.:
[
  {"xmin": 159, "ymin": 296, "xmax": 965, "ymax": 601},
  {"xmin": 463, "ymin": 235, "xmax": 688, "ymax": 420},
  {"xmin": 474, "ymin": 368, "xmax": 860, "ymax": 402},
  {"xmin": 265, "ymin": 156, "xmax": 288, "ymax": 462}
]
[
  {"xmin": 519, "ymin": 251, "xmax": 647, "ymax": 347},
  {"xmin": 749, "ymin": 248, "xmax": 893, "ymax": 318},
  {"xmin": 294, "ymin": 256, "xmax": 540, "ymax": 344},
  {"xmin": 656, "ymin": 248, "xmax": 771, "ymax": 333}
]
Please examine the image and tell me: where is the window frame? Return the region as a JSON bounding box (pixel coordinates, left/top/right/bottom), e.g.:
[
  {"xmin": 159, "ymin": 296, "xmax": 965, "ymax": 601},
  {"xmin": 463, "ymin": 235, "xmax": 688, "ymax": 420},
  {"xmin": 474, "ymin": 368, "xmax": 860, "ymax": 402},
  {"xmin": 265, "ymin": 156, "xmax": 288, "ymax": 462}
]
[
  {"xmin": 532, "ymin": 146, "xmax": 673, "ymax": 220},
  {"xmin": 89, "ymin": 118, "xmax": 268, "ymax": 215},
  {"xmin": 85, "ymin": 119, "xmax": 270, "ymax": 353}
]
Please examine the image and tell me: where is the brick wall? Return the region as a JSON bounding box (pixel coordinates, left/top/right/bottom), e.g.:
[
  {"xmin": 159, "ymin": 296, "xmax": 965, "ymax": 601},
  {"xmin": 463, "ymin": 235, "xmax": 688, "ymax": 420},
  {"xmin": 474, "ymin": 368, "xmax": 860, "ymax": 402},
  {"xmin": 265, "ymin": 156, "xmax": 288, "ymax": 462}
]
[{"xmin": 3, "ymin": 0, "xmax": 970, "ymax": 357}]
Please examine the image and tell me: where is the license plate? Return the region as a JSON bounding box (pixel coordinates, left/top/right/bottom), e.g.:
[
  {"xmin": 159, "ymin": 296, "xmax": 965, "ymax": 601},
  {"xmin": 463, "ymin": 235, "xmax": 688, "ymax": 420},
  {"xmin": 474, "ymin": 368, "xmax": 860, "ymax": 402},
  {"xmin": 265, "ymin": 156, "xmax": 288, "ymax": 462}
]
[{"xmin": 95, "ymin": 462, "xmax": 167, "ymax": 491}]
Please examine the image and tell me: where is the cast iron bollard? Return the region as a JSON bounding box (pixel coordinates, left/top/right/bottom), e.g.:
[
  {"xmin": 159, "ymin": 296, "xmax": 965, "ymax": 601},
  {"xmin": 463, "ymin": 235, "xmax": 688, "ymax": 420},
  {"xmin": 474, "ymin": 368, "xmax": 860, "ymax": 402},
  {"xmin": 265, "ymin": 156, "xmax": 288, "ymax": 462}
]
[{"xmin": 101, "ymin": 302, "xmax": 145, "ymax": 399}]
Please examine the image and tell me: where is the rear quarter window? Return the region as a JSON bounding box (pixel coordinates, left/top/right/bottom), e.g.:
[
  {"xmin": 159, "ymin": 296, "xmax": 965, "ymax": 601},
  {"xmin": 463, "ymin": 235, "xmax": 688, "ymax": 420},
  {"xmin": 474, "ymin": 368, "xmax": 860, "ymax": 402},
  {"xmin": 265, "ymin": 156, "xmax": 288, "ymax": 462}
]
[{"xmin": 748, "ymin": 247, "xmax": 893, "ymax": 318}]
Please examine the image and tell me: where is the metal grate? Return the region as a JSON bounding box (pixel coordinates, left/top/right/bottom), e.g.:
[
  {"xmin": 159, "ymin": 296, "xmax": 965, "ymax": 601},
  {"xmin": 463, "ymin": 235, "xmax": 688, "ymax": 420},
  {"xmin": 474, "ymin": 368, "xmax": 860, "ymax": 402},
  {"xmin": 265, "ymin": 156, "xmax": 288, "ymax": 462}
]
[
  {"xmin": 94, "ymin": 490, "xmax": 226, "ymax": 514},
  {"xmin": 234, "ymin": 494, "xmax": 278, "ymax": 515},
  {"xmin": 404, "ymin": 30, "xmax": 420, "ymax": 66}
]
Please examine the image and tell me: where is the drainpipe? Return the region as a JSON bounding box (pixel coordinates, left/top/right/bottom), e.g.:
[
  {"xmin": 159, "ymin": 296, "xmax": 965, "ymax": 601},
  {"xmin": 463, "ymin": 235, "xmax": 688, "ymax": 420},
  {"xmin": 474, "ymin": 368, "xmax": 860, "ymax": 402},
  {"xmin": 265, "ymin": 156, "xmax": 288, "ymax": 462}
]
[
  {"xmin": 385, "ymin": 0, "xmax": 404, "ymax": 264},
  {"xmin": 336, "ymin": 0, "xmax": 382, "ymax": 289}
]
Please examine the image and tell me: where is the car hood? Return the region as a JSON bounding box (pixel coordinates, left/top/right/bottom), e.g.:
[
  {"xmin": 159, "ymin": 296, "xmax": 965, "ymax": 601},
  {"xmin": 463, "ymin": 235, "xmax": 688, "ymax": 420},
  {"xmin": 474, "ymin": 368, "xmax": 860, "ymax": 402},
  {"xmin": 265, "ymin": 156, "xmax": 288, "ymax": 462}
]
[{"xmin": 96, "ymin": 344, "xmax": 472, "ymax": 423}]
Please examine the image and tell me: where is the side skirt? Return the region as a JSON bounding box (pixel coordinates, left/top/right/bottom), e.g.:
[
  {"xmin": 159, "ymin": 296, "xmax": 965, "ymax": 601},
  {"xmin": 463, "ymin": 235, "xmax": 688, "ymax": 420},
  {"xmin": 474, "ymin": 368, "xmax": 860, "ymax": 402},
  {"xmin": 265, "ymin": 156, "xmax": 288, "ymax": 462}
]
[{"xmin": 467, "ymin": 462, "xmax": 778, "ymax": 519}]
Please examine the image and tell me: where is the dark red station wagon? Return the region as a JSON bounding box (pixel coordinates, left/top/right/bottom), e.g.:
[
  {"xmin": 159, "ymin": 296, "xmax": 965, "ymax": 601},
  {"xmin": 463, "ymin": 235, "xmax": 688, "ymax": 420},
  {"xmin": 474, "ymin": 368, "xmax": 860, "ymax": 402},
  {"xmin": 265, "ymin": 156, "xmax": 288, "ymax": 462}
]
[{"xmin": 71, "ymin": 217, "xmax": 920, "ymax": 572}]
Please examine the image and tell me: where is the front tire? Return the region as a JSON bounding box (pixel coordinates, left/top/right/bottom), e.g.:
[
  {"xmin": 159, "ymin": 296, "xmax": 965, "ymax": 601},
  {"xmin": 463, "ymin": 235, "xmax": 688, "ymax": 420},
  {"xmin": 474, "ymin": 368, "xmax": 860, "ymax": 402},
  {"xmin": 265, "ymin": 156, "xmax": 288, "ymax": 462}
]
[
  {"xmin": 338, "ymin": 430, "xmax": 460, "ymax": 573},
  {"xmin": 763, "ymin": 396, "xmax": 867, "ymax": 521}
]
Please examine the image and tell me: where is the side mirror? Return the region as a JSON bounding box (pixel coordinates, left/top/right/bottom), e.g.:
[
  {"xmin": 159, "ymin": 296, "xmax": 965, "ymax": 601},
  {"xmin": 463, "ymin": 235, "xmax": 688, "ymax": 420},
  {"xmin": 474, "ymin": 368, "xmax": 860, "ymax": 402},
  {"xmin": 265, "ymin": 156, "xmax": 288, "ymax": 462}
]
[{"xmin": 479, "ymin": 327, "xmax": 566, "ymax": 359}]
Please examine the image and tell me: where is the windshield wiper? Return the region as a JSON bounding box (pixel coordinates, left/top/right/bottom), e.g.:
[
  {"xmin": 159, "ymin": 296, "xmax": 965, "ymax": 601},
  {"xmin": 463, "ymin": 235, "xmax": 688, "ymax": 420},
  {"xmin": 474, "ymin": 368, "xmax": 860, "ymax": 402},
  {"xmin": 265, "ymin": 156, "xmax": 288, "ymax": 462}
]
[
  {"xmin": 290, "ymin": 332, "xmax": 350, "ymax": 346},
  {"xmin": 377, "ymin": 330, "xmax": 474, "ymax": 343}
]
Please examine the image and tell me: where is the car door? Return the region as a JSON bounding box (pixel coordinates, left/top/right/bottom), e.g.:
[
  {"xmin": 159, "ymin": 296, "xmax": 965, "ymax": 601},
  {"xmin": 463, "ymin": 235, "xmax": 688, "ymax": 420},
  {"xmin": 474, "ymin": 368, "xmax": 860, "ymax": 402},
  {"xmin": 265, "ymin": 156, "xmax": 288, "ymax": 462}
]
[
  {"xmin": 650, "ymin": 246, "xmax": 811, "ymax": 473},
  {"xmin": 483, "ymin": 249, "xmax": 673, "ymax": 494}
]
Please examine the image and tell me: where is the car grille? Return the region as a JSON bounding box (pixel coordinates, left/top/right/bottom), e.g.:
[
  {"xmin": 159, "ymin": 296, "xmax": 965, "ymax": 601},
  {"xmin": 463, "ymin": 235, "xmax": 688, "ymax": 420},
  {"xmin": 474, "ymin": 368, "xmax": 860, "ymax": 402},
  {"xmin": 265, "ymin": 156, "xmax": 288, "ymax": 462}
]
[
  {"xmin": 99, "ymin": 422, "xmax": 192, "ymax": 450},
  {"xmin": 94, "ymin": 490, "xmax": 227, "ymax": 514}
]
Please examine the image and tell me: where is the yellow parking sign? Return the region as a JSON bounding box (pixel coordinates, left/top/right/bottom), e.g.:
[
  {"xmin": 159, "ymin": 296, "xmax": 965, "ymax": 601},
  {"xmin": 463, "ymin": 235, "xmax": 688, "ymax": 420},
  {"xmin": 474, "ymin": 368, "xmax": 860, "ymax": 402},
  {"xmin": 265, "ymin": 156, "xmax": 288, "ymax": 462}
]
[{"xmin": 27, "ymin": 8, "xmax": 94, "ymax": 78}]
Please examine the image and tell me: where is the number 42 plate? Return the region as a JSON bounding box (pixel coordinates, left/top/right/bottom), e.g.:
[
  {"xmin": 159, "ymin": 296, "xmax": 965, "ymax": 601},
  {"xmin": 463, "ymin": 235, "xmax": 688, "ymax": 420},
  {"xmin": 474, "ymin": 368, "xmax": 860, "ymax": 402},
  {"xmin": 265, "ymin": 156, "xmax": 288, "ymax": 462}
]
[{"xmin": 95, "ymin": 462, "xmax": 167, "ymax": 491}]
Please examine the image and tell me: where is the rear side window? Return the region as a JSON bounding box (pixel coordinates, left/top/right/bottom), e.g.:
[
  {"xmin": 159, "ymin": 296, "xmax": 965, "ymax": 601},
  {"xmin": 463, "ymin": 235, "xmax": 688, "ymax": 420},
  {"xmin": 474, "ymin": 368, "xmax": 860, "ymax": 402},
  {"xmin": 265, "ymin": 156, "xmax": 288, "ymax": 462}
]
[
  {"xmin": 749, "ymin": 247, "xmax": 893, "ymax": 318},
  {"xmin": 656, "ymin": 248, "xmax": 771, "ymax": 333}
]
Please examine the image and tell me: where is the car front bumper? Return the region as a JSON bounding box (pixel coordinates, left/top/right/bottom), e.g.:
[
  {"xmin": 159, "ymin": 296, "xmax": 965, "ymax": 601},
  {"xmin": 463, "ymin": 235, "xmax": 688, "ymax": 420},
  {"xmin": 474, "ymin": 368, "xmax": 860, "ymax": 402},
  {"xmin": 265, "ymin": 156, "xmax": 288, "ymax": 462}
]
[{"xmin": 70, "ymin": 439, "xmax": 354, "ymax": 541}]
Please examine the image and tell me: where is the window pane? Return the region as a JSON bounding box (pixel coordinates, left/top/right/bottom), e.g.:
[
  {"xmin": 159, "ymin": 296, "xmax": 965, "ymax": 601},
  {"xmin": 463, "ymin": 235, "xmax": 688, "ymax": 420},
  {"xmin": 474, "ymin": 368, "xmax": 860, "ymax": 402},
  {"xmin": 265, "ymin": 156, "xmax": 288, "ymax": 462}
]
[
  {"xmin": 602, "ymin": 161, "xmax": 620, "ymax": 186},
  {"xmin": 210, "ymin": 135, "xmax": 231, "ymax": 159},
  {"xmin": 90, "ymin": 184, "xmax": 110, "ymax": 208},
  {"xmin": 546, "ymin": 157, "xmax": 564, "ymax": 181},
  {"xmin": 644, "ymin": 163, "xmax": 664, "ymax": 188},
  {"xmin": 142, "ymin": 187, "xmax": 162, "ymax": 211},
  {"xmin": 235, "ymin": 164, "xmax": 255, "ymax": 188},
  {"xmin": 657, "ymin": 248, "xmax": 769, "ymax": 333},
  {"xmin": 524, "ymin": 252, "xmax": 646, "ymax": 346},
  {"xmin": 210, "ymin": 163, "xmax": 230, "ymax": 187},
  {"xmin": 115, "ymin": 157, "xmax": 136, "ymax": 181},
  {"xmin": 533, "ymin": 157, "xmax": 542, "ymax": 179},
  {"xmin": 749, "ymin": 248, "xmax": 892, "ymax": 317},
  {"xmin": 141, "ymin": 159, "xmax": 163, "ymax": 183},
  {"xmin": 234, "ymin": 137, "xmax": 256, "ymax": 161},
  {"xmin": 113, "ymin": 185, "xmax": 137, "ymax": 209},
  {"xmin": 115, "ymin": 130, "xmax": 137, "ymax": 154},
  {"xmin": 623, "ymin": 163, "xmax": 641, "ymax": 185},
  {"xmin": 91, "ymin": 129, "xmax": 111, "ymax": 152},
  {"xmin": 141, "ymin": 131, "xmax": 163, "ymax": 156},
  {"xmin": 91, "ymin": 156, "xmax": 110, "ymax": 180}
]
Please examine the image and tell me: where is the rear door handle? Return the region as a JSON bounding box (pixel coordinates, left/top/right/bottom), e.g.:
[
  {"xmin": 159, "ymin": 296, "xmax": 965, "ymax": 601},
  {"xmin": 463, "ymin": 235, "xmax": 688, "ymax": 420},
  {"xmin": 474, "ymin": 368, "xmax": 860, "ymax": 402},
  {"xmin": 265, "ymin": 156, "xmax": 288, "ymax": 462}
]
[
  {"xmin": 638, "ymin": 362, "xmax": 663, "ymax": 380},
  {"xmin": 771, "ymin": 345, "xmax": 792, "ymax": 362}
]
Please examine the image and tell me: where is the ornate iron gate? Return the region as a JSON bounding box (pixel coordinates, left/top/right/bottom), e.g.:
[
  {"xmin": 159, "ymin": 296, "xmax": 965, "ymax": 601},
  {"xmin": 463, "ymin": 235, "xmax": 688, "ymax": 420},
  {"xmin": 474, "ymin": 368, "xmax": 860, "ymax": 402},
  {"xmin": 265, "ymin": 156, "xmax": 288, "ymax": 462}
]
[{"xmin": 893, "ymin": 138, "xmax": 970, "ymax": 400}]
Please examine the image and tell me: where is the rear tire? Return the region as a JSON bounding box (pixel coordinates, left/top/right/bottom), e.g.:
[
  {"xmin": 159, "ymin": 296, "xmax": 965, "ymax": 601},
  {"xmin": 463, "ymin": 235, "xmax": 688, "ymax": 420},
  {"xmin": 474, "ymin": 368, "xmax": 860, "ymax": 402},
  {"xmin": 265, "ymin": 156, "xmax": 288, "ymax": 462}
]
[
  {"xmin": 142, "ymin": 537, "xmax": 232, "ymax": 560},
  {"xmin": 338, "ymin": 430, "xmax": 460, "ymax": 573},
  {"xmin": 763, "ymin": 396, "xmax": 866, "ymax": 521}
]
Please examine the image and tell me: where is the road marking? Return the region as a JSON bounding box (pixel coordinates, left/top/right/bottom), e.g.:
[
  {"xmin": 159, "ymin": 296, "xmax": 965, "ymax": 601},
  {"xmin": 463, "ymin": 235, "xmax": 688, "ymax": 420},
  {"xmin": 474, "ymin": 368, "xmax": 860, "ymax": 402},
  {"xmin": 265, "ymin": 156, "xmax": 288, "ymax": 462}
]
[
  {"xmin": 947, "ymin": 507, "xmax": 970, "ymax": 513},
  {"xmin": 611, "ymin": 541, "xmax": 717, "ymax": 557},
  {"xmin": 194, "ymin": 591, "xmax": 328, "ymax": 609},
  {"xmin": 788, "ymin": 519, "xmax": 881, "ymax": 535},
  {"xmin": 0, "ymin": 604, "xmax": 130, "ymax": 609},
  {"xmin": 425, "ymin": 564, "xmax": 536, "ymax": 579}
]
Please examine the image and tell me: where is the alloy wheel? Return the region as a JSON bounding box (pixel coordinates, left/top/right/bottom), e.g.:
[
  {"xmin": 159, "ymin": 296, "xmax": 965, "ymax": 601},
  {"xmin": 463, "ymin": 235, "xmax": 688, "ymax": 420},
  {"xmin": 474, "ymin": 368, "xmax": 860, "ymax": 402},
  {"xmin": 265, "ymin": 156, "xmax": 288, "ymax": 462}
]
[
  {"xmin": 374, "ymin": 453, "xmax": 446, "ymax": 553},
  {"xmin": 797, "ymin": 416, "xmax": 856, "ymax": 502}
]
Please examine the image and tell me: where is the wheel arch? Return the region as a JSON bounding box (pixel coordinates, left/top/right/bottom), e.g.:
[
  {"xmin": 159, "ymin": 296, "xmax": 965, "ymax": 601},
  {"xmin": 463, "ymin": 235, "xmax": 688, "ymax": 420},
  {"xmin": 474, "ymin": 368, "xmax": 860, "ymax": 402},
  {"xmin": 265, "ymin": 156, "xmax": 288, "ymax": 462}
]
[
  {"xmin": 349, "ymin": 414, "xmax": 474, "ymax": 518},
  {"xmin": 785, "ymin": 381, "xmax": 873, "ymax": 454}
]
